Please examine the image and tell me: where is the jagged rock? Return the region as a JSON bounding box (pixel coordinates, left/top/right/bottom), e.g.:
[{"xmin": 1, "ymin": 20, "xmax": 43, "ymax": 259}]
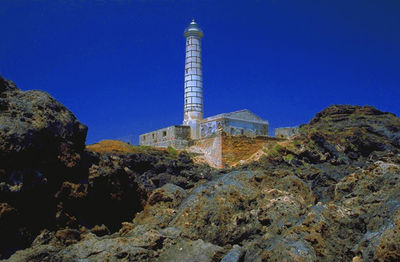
[
  {"xmin": 31, "ymin": 229, "xmax": 55, "ymax": 246},
  {"xmin": 54, "ymin": 228, "xmax": 81, "ymax": 245},
  {"xmin": 168, "ymin": 171, "xmax": 314, "ymax": 246},
  {"xmin": 91, "ymin": 224, "xmax": 110, "ymax": 237},
  {"xmin": 1, "ymin": 90, "xmax": 400, "ymax": 262},
  {"xmin": 300, "ymin": 105, "xmax": 400, "ymax": 162},
  {"xmin": 119, "ymin": 222, "xmax": 135, "ymax": 236},
  {"xmin": 221, "ymin": 245, "xmax": 244, "ymax": 262},
  {"xmin": 0, "ymin": 76, "xmax": 87, "ymax": 169},
  {"xmin": 309, "ymin": 105, "xmax": 388, "ymax": 124},
  {"xmin": 156, "ymin": 239, "xmax": 223, "ymax": 262},
  {"xmin": 372, "ymin": 211, "xmax": 400, "ymax": 261},
  {"xmin": 0, "ymin": 77, "xmax": 17, "ymax": 92},
  {"xmin": 8, "ymin": 229, "xmax": 169, "ymax": 262},
  {"xmin": 133, "ymin": 184, "xmax": 187, "ymax": 229},
  {"xmin": 247, "ymin": 237, "xmax": 317, "ymax": 262},
  {"xmin": 148, "ymin": 183, "xmax": 186, "ymax": 206},
  {"xmin": 0, "ymin": 76, "xmax": 88, "ymax": 258},
  {"xmin": 0, "ymin": 76, "xmax": 213, "ymax": 259}
]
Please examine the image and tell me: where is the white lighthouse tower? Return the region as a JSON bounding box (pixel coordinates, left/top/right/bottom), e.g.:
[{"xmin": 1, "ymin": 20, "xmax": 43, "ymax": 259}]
[
  {"xmin": 183, "ymin": 20, "xmax": 203, "ymax": 139},
  {"xmin": 139, "ymin": 19, "xmax": 270, "ymax": 154}
]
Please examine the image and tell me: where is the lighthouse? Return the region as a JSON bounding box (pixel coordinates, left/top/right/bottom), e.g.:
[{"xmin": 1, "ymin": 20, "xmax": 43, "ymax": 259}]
[
  {"xmin": 183, "ymin": 20, "xmax": 203, "ymax": 139},
  {"xmin": 139, "ymin": 20, "xmax": 269, "ymax": 157}
]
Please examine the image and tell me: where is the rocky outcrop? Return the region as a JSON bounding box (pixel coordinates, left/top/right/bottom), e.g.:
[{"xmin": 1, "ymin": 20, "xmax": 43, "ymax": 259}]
[
  {"xmin": 0, "ymin": 75, "xmax": 88, "ymax": 258},
  {"xmin": 0, "ymin": 76, "xmax": 87, "ymax": 169},
  {"xmin": 0, "ymin": 76, "xmax": 216, "ymax": 259},
  {"xmin": 1, "ymin": 77, "xmax": 400, "ymax": 262},
  {"xmin": 300, "ymin": 105, "xmax": 400, "ymax": 163},
  {"xmin": 8, "ymin": 156, "xmax": 400, "ymax": 261}
]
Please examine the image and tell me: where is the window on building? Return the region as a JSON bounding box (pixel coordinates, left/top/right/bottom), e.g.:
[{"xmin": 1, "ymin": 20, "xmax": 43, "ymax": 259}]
[
  {"xmin": 152, "ymin": 134, "xmax": 155, "ymax": 139},
  {"xmin": 143, "ymin": 136, "xmax": 146, "ymax": 141},
  {"xmin": 230, "ymin": 128, "xmax": 234, "ymax": 135},
  {"xmin": 163, "ymin": 131, "xmax": 167, "ymax": 137},
  {"xmin": 241, "ymin": 129, "xmax": 244, "ymax": 135}
]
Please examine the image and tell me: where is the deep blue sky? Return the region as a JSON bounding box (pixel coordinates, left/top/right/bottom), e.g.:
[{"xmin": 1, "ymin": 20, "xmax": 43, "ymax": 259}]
[{"xmin": 1, "ymin": 1, "xmax": 399, "ymax": 144}]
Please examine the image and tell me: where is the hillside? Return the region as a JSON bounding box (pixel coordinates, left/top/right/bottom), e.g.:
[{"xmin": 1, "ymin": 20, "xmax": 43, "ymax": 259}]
[{"xmin": 1, "ymin": 76, "xmax": 399, "ymax": 261}]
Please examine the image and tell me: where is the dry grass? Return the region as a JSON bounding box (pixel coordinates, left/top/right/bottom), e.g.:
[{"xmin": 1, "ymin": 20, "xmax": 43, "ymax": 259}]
[
  {"xmin": 222, "ymin": 135, "xmax": 282, "ymax": 167},
  {"xmin": 86, "ymin": 140, "xmax": 161, "ymax": 154}
]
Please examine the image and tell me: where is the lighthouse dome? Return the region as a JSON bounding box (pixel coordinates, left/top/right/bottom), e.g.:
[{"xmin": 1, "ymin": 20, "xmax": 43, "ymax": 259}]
[{"xmin": 184, "ymin": 20, "xmax": 203, "ymax": 38}]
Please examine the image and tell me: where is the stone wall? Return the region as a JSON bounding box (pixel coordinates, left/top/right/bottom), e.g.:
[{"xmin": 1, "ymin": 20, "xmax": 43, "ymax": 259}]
[
  {"xmin": 139, "ymin": 125, "xmax": 191, "ymax": 149},
  {"xmin": 189, "ymin": 133, "xmax": 279, "ymax": 168},
  {"xmin": 188, "ymin": 134, "xmax": 223, "ymax": 168}
]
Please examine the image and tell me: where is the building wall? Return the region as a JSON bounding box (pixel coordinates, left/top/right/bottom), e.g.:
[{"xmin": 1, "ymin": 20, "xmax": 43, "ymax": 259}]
[
  {"xmin": 223, "ymin": 119, "xmax": 268, "ymax": 137},
  {"xmin": 139, "ymin": 125, "xmax": 191, "ymax": 149},
  {"xmin": 223, "ymin": 110, "xmax": 264, "ymax": 122},
  {"xmin": 275, "ymin": 127, "xmax": 299, "ymax": 138},
  {"xmin": 200, "ymin": 118, "xmax": 268, "ymax": 138},
  {"xmin": 200, "ymin": 119, "xmax": 225, "ymax": 138}
]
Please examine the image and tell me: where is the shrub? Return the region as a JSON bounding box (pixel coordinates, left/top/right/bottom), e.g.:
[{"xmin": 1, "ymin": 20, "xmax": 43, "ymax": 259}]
[
  {"xmin": 284, "ymin": 154, "xmax": 295, "ymax": 162},
  {"xmin": 167, "ymin": 146, "xmax": 178, "ymax": 157}
]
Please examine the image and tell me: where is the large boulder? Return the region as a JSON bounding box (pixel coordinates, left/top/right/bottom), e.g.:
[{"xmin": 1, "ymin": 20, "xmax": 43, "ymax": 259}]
[
  {"xmin": 0, "ymin": 75, "xmax": 87, "ymax": 258},
  {"xmin": 0, "ymin": 76, "xmax": 87, "ymax": 169}
]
